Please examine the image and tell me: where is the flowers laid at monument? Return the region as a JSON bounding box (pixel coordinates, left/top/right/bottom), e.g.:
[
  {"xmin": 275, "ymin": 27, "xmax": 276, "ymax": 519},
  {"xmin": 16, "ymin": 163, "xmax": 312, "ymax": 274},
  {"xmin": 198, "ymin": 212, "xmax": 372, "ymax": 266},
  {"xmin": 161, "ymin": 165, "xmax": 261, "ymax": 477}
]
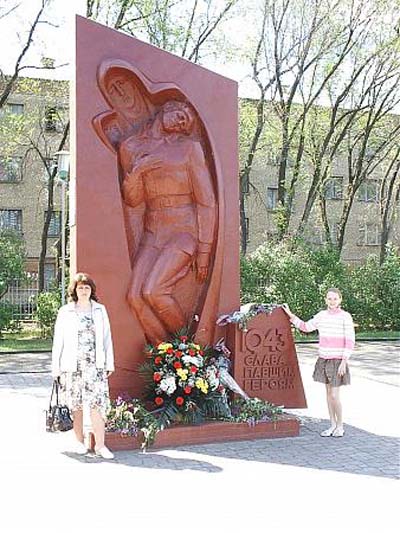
[
  {"xmin": 217, "ymin": 302, "xmax": 281, "ymax": 331},
  {"xmin": 139, "ymin": 333, "xmax": 232, "ymax": 426},
  {"xmin": 106, "ymin": 331, "xmax": 284, "ymax": 448}
]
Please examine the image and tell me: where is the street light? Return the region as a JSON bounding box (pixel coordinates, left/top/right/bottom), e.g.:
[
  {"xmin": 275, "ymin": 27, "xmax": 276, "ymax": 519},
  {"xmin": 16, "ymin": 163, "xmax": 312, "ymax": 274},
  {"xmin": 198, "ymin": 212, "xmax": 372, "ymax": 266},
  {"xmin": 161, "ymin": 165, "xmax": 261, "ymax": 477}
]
[{"xmin": 54, "ymin": 150, "xmax": 70, "ymax": 304}]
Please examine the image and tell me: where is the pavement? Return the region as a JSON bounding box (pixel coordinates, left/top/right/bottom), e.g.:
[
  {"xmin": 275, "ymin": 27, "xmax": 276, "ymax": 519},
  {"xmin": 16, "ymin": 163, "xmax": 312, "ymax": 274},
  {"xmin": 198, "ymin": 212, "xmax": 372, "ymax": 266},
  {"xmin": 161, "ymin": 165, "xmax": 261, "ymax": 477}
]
[{"xmin": 0, "ymin": 341, "xmax": 399, "ymax": 533}]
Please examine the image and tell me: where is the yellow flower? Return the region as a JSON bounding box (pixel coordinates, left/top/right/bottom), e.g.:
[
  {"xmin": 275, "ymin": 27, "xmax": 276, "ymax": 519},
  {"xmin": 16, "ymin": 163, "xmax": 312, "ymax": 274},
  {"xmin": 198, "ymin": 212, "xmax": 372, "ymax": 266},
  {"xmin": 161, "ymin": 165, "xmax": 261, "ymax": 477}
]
[
  {"xmin": 177, "ymin": 368, "xmax": 188, "ymax": 381},
  {"xmin": 157, "ymin": 342, "xmax": 173, "ymax": 352}
]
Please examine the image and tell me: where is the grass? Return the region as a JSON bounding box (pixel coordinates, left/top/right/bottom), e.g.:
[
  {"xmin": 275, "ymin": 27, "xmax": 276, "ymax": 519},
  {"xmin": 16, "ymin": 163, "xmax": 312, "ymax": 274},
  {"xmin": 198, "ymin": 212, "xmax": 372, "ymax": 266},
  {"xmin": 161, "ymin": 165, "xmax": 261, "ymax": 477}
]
[
  {"xmin": 295, "ymin": 330, "xmax": 399, "ymax": 342},
  {"xmin": 0, "ymin": 329, "xmax": 52, "ymax": 353},
  {"xmin": 0, "ymin": 327, "xmax": 398, "ymax": 353}
]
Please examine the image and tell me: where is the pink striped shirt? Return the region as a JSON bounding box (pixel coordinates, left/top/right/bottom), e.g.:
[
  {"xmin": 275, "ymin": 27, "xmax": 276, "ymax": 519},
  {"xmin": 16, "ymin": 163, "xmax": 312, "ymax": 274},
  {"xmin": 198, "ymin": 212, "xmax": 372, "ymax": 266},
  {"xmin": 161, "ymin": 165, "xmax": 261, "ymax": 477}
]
[{"xmin": 291, "ymin": 308, "xmax": 355, "ymax": 360}]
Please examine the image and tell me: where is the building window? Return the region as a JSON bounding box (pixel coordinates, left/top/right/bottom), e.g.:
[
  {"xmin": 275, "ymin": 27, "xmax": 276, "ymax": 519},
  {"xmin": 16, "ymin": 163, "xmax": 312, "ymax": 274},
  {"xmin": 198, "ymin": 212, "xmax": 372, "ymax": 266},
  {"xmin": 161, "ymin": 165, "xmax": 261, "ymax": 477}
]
[
  {"xmin": 7, "ymin": 103, "xmax": 24, "ymax": 115},
  {"xmin": 44, "ymin": 264, "xmax": 56, "ymax": 290},
  {"xmin": 331, "ymin": 222, "xmax": 341, "ymax": 244},
  {"xmin": 357, "ymin": 180, "xmax": 378, "ymax": 202},
  {"xmin": 267, "ymin": 187, "xmax": 278, "ymax": 210},
  {"xmin": 44, "ymin": 107, "xmax": 64, "ymax": 132},
  {"xmin": 324, "ymin": 176, "xmax": 343, "ymax": 200},
  {"xmin": 46, "ymin": 211, "xmax": 61, "ymax": 237},
  {"xmin": 358, "ymin": 223, "xmax": 381, "ymax": 246},
  {"xmin": 0, "ymin": 209, "xmax": 22, "ymax": 232},
  {"xmin": 0, "ymin": 156, "xmax": 22, "ymax": 182}
]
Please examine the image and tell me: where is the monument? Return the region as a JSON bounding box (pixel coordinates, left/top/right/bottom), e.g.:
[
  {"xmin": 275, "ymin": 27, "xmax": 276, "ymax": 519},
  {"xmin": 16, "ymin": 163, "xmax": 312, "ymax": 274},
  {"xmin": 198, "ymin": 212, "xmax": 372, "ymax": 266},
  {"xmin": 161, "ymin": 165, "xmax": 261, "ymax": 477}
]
[
  {"xmin": 70, "ymin": 16, "xmax": 239, "ymax": 397},
  {"xmin": 70, "ymin": 17, "xmax": 305, "ymax": 447}
]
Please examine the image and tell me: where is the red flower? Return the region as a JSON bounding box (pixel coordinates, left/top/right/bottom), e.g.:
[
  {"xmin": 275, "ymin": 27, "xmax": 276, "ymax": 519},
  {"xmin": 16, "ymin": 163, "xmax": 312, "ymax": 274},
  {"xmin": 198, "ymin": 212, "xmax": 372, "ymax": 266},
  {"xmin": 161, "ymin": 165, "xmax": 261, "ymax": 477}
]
[
  {"xmin": 199, "ymin": 350, "xmax": 204, "ymax": 355},
  {"xmin": 175, "ymin": 351, "xmax": 182, "ymax": 358},
  {"xmin": 153, "ymin": 372, "xmax": 162, "ymax": 382},
  {"xmin": 173, "ymin": 361, "xmax": 182, "ymax": 369},
  {"xmin": 184, "ymin": 386, "xmax": 192, "ymax": 394},
  {"xmin": 188, "ymin": 349, "xmax": 196, "ymax": 356},
  {"xmin": 167, "ymin": 347, "xmax": 174, "ymax": 354},
  {"xmin": 180, "ymin": 336, "xmax": 188, "ymax": 342},
  {"xmin": 176, "ymin": 396, "xmax": 184, "ymax": 406},
  {"xmin": 154, "ymin": 356, "xmax": 163, "ymax": 365},
  {"xmin": 190, "ymin": 366, "xmax": 198, "ymax": 374},
  {"xmin": 154, "ymin": 397, "xmax": 164, "ymax": 406}
]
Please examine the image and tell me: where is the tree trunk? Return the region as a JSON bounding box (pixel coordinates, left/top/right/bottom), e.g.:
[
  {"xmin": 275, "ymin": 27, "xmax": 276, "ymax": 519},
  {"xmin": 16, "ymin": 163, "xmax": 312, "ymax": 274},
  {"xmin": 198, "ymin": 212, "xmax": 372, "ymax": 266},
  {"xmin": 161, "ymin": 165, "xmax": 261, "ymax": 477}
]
[{"xmin": 38, "ymin": 122, "xmax": 70, "ymax": 292}]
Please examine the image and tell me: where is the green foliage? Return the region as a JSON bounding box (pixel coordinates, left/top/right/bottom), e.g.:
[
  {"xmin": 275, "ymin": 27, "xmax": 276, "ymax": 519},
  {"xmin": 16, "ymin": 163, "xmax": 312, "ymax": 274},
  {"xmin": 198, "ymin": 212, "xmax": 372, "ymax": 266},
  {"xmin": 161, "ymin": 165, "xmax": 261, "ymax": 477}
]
[
  {"xmin": 35, "ymin": 291, "xmax": 61, "ymax": 338},
  {"xmin": 0, "ymin": 230, "xmax": 25, "ymax": 299},
  {"xmin": 106, "ymin": 396, "xmax": 160, "ymax": 449},
  {"xmin": 0, "ymin": 301, "xmax": 20, "ymax": 338},
  {"xmin": 241, "ymin": 240, "xmax": 400, "ymax": 331},
  {"xmin": 231, "ymin": 397, "xmax": 283, "ymax": 425}
]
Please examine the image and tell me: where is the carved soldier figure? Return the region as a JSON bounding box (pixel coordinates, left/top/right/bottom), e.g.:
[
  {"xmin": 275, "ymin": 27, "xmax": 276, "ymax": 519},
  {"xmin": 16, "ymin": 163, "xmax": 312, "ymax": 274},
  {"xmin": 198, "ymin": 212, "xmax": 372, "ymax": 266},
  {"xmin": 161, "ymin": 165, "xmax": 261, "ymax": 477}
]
[{"xmin": 119, "ymin": 100, "xmax": 216, "ymax": 343}]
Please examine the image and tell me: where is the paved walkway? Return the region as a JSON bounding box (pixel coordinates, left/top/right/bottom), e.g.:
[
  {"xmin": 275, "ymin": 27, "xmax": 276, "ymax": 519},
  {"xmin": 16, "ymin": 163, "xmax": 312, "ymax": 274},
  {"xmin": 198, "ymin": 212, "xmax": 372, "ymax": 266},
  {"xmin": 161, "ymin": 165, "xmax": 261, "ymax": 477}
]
[{"xmin": 0, "ymin": 342, "xmax": 399, "ymax": 533}]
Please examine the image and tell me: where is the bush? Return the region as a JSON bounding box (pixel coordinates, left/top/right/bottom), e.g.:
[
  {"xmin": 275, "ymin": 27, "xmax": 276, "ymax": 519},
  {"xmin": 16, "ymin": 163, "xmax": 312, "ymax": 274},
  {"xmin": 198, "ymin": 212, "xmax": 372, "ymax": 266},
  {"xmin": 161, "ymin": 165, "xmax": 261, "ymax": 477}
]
[
  {"xmin": 241, "ymin": 240, "xmax": 400, "ymax": 332},
  {"xmin": 0, "ymin": 301, "xmax": 15, "ymax": 337},
  {"xmin": 35, "ymin": 291, "xmax": 61, "ymax": 338}
]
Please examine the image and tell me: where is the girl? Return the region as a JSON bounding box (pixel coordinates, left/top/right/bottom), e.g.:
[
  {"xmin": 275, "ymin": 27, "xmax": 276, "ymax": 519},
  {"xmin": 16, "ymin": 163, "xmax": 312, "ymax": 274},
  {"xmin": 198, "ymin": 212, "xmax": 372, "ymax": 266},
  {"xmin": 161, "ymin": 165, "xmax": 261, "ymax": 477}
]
[{"xmin": 283, "ymin": 288, "xmax": 355, "ymax": 437}]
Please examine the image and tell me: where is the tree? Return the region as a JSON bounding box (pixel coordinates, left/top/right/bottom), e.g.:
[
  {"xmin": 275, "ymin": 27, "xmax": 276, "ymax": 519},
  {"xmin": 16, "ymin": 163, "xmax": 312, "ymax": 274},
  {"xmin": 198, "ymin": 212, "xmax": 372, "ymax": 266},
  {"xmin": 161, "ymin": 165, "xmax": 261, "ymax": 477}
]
[
  {"xmin": 0, "ymin": 229, "xmax": 25, "ymax": 299},
  {"xmin": 86, "ymin": 0, "xmax": 239, "ymax": 63},
  {"xmin": 240, "ymin": 0, "xmax": 400, "ymax": 255},
  {"xmin": 378, "ymin": 150, "xmax": 400, "ymax": 263},
  {"xmin": 0, "ymin": 78, "xmax": 69, "ymax": 291},
  {"xmin": 0, "ymin": 0, "xmax": 56, "ymax": 109}
]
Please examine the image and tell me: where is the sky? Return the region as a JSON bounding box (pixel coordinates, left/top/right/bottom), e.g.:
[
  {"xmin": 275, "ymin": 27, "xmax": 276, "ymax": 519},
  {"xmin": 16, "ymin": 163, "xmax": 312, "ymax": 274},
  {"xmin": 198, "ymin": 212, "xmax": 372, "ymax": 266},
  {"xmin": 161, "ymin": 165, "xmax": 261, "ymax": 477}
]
[{"xmin": 0, "ymin": 0, "xmax": 255, "ymax": 96}]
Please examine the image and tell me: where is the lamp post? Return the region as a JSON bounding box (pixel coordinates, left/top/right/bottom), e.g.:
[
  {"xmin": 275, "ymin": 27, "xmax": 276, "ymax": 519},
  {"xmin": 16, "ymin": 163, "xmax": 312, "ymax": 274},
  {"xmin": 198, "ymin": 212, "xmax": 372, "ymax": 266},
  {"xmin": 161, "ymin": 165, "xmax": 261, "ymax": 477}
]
[{"xmin": 54, "ymin": 150, "xmax": 70, "ymax": 304}]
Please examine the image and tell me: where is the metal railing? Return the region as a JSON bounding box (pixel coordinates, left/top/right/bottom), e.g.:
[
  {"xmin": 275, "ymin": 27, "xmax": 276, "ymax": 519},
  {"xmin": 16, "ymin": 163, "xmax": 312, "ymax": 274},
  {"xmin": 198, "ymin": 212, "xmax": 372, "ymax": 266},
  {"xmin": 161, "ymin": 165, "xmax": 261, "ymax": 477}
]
[{"xmin": 1, "ymin": 275, "xmax": 39, "ymax": 320}]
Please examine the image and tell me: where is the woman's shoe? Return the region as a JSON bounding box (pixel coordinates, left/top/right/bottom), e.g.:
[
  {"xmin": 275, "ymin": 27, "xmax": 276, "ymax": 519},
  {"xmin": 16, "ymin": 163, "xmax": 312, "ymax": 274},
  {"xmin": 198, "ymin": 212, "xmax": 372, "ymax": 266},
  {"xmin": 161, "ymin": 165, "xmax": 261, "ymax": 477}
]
[
  {"xmin": 320, "ymin": 427, "xmax": 336, "ymax": 437},
  {"xmin": 95, "ymin": 446, "xmax": 115, "ymax": 459},
  {"xmin": 73, "ymin": 441, "xmax": 88, "ymax": 455},
  {"xmin": 332, "ymin": 426, "xmax": 345, "ymax": 437}
]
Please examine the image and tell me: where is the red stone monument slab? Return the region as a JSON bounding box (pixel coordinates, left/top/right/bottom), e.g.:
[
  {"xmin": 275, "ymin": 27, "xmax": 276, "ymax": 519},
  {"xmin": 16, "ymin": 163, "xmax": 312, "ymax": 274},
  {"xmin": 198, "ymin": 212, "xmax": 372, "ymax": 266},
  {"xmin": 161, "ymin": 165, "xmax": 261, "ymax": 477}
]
[
  {"xmin": 70, "ymin": 16, "xmax": 239, "ymax": 398},
  {"xmin": 226, "ymin": 308, "xmax": 307, "ymax": 408}
]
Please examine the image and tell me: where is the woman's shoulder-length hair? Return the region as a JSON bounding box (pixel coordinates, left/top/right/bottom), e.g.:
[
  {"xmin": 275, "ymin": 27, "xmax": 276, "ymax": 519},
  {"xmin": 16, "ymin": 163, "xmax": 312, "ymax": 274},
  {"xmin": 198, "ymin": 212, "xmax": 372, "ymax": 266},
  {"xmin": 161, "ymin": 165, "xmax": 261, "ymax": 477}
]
[{"xmin": 67, "ymin": 272, "xmax": 99, "ymax": 302}]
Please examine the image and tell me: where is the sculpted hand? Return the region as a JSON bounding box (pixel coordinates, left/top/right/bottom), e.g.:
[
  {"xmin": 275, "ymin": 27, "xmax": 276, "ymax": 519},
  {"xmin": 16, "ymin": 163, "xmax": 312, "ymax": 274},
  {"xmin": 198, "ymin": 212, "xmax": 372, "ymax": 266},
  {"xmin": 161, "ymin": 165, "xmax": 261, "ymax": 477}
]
[
  {"xmin": 131, "ymin": 153, "xmax": 162, "ymax": 175},
  {"xmin": 196, "ymin": 252, "xmax": 210, "ymax": 283}
]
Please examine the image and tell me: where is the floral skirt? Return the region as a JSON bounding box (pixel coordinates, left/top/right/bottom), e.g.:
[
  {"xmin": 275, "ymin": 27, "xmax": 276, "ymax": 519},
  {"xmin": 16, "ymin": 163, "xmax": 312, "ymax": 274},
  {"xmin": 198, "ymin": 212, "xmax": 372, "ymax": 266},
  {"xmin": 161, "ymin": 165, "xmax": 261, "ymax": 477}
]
[{"xmin": 60, "ymin": 358, "xmax": 110, "ymax": 420}]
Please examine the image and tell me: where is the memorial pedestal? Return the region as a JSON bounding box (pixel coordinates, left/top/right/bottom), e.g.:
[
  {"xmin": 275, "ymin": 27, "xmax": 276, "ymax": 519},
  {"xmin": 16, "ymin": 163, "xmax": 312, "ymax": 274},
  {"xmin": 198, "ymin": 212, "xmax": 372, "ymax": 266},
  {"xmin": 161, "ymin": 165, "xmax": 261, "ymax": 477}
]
[
  {"xmin": 105, "ymin": 415, "xmax": 299, "ymax": 451},
  {"xmin": 226, "ymin": 308, "xmax": 307, "ymax": 408}
]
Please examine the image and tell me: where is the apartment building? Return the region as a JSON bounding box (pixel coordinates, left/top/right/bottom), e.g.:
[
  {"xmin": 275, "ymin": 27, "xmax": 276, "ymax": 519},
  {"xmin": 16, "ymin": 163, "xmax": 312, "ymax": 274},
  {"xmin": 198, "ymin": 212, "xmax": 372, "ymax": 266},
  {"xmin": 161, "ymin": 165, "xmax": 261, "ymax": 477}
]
[
  {"xmin": 1, "ymin": 77, "xmax": 397, "ymax": 276},
  {"xmin": 0, "ymin": 77, "xmax": 69, "ymax": 285},
  {"xmin": 244, "ymin": 154, "xmax": 400, "ymax": 262}
]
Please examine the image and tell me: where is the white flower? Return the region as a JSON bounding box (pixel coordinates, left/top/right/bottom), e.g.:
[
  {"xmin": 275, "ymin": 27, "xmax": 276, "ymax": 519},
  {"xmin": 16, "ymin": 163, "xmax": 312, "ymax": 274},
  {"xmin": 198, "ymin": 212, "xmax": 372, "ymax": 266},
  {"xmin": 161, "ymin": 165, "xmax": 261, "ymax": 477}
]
[
  {"xmin": 159, "ymin": 375, "xmax": 177, "ymax": 395},
  {"xmin": 182, "ymin": 355, "xmax": 203, "ymax": 367},
  {"xmin": 206, "ymin": 366, "xmax": 220, "ymax": 390}
]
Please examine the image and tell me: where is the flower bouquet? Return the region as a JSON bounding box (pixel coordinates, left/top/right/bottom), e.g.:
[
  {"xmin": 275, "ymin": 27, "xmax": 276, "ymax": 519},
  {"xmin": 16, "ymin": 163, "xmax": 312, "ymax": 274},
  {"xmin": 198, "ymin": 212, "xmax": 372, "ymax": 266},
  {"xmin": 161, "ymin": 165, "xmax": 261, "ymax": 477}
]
[{"xmin": 139, "ymin": 332, "xmax": 231, "ymax": 428}]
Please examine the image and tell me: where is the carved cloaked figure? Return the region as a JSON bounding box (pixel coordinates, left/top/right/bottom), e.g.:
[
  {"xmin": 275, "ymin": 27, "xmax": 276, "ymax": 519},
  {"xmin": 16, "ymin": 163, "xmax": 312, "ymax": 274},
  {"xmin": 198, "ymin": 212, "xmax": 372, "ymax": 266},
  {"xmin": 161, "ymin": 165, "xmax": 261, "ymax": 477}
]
[
  {"xmin": 93, "ymin": 60, "xmax": 224, "ymax": 345},
  {"xmin": 120, "ymin": 100, "xmax": 216, "ymax": 342}
]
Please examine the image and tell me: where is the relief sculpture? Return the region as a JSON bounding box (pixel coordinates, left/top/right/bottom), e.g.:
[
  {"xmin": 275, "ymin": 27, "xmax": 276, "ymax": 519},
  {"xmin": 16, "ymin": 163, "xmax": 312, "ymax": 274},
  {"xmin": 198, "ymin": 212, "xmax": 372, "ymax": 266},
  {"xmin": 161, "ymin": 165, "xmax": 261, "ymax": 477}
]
[{"xmin": 92, "ymin": 60, "xmax": 223, "ymax": 345}]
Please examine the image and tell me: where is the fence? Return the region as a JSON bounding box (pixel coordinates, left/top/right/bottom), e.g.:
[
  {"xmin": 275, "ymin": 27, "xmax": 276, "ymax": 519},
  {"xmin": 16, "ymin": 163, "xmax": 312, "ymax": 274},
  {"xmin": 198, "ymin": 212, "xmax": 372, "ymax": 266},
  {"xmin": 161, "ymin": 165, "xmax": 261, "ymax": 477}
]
[{"xmin": 1, "ymin": 275, "xmax": 39, "ymax": 320}]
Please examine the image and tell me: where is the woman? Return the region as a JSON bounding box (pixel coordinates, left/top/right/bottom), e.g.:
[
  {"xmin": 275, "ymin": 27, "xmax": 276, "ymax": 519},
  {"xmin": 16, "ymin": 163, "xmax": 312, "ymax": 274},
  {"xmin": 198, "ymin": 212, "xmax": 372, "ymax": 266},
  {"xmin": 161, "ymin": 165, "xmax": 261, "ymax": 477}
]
[
  {"xmin": 283, "ymin": 288, "xmax": 355, "ymax": 438},
  {"xmin": 51, "ymin": 273, "xmax": 115, "ymax": 459}
]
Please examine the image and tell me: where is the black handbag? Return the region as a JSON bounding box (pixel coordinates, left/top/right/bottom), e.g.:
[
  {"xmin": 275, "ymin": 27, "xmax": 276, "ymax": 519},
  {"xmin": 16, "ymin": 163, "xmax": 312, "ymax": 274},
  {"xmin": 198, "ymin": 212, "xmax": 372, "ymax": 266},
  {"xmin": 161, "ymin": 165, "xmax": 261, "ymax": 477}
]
[{"xmin": 46, "ymin": 379, "xmax": 73, "ymax": 432}]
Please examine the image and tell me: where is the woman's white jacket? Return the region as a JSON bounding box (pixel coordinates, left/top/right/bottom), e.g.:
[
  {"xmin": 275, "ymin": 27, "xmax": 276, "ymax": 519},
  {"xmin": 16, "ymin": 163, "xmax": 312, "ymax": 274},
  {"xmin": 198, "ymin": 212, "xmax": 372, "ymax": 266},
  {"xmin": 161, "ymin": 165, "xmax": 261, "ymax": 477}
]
[{"xmin": 51, "ymin": 301, "xmax": 115, "ymax": 377}]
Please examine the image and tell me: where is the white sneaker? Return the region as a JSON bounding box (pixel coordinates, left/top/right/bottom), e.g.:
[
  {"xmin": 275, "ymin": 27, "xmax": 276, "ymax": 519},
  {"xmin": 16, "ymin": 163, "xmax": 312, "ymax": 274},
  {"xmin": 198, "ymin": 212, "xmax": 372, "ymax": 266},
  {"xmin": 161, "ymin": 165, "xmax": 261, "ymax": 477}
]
[
  {"xmin": 73, "ymin": 441, "xmax": 88, "ymax": 455},
  {"xmin": 332, "ymin": 426, "xmax": 345, "ymax": 437},
  {"xmin": 320, "ymin": 426, "xmax": 336, "ymax": 437},
  {"xmin": 95, "ymin": 446, "xmax": 114, "ymax": 460}
]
